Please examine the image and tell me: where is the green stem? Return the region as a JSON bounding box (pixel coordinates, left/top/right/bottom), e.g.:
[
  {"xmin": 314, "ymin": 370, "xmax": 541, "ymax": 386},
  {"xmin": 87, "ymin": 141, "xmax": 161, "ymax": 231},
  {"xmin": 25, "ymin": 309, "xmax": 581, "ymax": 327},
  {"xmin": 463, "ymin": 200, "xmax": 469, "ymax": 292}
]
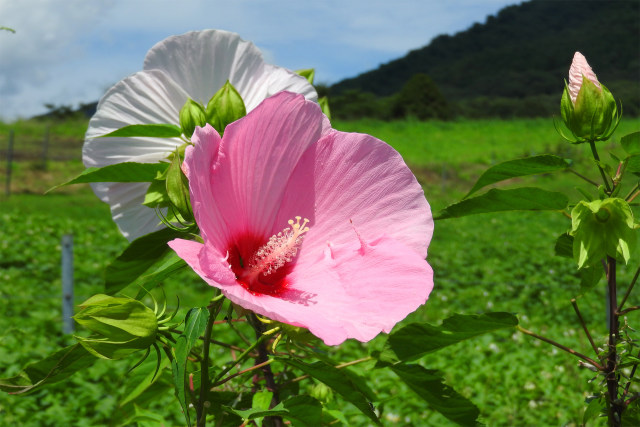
[
  {"xmin": 624, "ymin": 183, "xmax": 640, "ymax": 202},
  {"xmin": 571, "ymin": 298, "xmax": 599, "ymax": 357},
  {"xmin": 517, "ymin": 325, "xmax": 603, "ymax": 370},
  {"xmin": 606, "ymin": 256, "xmax": 623, "ymax": 427},
  {"xmin": 212, "ymin": 359, "xmax": 275, "ymax": 388},
  {"xmin": 618, "ymin": 265, "xmax": 640, "ymax": 312},
  {"xmin": 212, "ymin": 331, "xmax": 271, "ymax": 383},
  {"xmin": 197, "ymin": 299, "xmax": 224, "ymax": 427},
  {"xmin": 568, "ymin": 168, "xmax": 599, "ymax": 187},
  {"xmin": 589, "ymin": 141, "xmax": 612, "ymax": 193}
]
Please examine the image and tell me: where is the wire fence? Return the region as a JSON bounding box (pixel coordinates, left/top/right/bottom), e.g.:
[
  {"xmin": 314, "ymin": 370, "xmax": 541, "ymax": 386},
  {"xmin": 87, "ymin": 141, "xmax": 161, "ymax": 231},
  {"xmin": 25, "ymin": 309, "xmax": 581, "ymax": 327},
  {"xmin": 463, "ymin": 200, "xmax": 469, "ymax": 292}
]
[{"xmin": 1, "ymin": 125, "xmax": 85, "ymax": 196}]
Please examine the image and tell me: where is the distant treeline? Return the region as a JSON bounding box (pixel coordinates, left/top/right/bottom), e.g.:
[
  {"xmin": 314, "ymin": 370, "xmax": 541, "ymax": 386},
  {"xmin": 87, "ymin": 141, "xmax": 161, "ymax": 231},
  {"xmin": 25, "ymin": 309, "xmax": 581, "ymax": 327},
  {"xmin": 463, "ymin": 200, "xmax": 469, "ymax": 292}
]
[{"xmin": 329, "ymin": 0, "xmax": 640, "ymax": 120}]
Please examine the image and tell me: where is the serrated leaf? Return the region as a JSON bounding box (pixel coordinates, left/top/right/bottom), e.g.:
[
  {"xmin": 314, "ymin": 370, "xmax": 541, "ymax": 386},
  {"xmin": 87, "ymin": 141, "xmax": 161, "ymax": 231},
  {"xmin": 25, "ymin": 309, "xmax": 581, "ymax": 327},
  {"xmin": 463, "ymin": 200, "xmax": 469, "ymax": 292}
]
[
  {"xmin": 48, "ymin": 162, "xmax": 169, "ymax": 193},
  {"xmin": 105, "ymin": 228, "xmax": 187, "ymax": 295},
  {"xmin": 435, "ymin": 187, "xmax": 569, "ymax": 220},
  {"xmin": 380, "ymin": 312, "xmax": 518, "ymax": 363},
  {"xmin": 279, "ymin": 358, "xmax": 380, "ymax": 425},
  {"xmin": 100, "ymin": 123, "xmax": 182, "ymax": 138},
  {"xmin": 465, "ymin": 155, "xmax": 570, "ymax": 198},
  {"xmin": 391, "ymin": 364, "xmax": 480, "ymax": 426},
  {"xmin": 0, "ymin": 344, "xmax": 95, "ymax": 394}
]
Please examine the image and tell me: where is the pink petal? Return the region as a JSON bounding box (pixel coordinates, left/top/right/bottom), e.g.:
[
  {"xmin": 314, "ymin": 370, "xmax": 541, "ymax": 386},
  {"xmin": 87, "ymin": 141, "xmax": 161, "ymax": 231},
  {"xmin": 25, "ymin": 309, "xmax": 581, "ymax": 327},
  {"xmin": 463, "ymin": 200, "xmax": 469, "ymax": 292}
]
[
  {"xmin": 196, "ymin": 92, "xmax": 330, "ymax": 248},
  {"xmin": 276, "ymin": 129, "xmax": 433, "ymax": 258},
  {"xmin": 143, "ymin": 30, "xmax": 317, "ymax": 110},
  {"xmin": 167, "ymin": 239, "xmax": 237, "ymax": 286},
  {"xmin": 171, "ymin": 234, "xmax": 433, "ymax": 346},
  {"xmin": 568, "ymin": 52, "xmax": 600, "ymax": 104}
]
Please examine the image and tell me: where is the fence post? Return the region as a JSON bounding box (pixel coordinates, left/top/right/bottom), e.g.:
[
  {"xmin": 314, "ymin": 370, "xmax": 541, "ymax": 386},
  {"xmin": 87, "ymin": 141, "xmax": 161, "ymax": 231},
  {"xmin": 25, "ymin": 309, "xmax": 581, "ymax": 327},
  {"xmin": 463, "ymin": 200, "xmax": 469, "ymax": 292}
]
[
  {"xmin": 41, "ymin": 125, "xmax": 50, "ymax": 170},
  {"xmin": 61, "ymin": 234, "xmax": 75, "ymax": 334},
  {"xmin": 5, "ymin": 129, "xmax": 14, "ymax": 197}
]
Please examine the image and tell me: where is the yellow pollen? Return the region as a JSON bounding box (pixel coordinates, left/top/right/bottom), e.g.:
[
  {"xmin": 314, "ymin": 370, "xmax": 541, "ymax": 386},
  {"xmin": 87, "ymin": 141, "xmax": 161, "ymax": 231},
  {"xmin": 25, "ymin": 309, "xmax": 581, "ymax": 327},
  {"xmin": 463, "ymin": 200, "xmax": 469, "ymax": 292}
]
[{"xmin": 245, "ymin": 217, "xmax": 310, "ymax": 278}]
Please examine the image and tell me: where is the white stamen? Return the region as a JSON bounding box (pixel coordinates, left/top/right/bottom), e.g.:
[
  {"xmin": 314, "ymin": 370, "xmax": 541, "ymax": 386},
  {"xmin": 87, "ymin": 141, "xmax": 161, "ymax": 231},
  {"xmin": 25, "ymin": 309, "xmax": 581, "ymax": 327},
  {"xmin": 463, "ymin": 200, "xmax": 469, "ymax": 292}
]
[{"xmin": 245, "ymin": 217, "xmax": 310, "ymax": 278}]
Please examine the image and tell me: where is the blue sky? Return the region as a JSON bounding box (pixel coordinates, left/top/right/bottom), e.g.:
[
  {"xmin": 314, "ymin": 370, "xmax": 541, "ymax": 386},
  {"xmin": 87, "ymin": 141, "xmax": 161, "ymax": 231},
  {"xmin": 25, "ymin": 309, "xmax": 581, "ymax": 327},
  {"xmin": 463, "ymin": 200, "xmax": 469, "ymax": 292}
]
[{"xmin": 0, "ymin": 0, "xmax": 524, "ymax": 121}]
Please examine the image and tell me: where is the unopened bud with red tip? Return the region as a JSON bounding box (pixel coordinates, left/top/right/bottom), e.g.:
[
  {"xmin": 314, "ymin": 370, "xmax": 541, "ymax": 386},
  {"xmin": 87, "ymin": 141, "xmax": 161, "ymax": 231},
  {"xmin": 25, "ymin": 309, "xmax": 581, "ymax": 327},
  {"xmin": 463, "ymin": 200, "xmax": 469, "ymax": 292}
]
[{"xmin": 560, "ymin": 52, "xmax": 620, "ymax": 143}]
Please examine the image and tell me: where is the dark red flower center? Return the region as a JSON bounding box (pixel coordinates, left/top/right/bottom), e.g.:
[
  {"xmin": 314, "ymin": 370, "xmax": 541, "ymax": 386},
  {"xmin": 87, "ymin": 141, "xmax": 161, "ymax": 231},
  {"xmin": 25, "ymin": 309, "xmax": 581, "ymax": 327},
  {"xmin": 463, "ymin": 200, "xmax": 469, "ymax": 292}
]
[{"xmin": 226, "ymin": 217, "xmax": 310, "ymax": 297}]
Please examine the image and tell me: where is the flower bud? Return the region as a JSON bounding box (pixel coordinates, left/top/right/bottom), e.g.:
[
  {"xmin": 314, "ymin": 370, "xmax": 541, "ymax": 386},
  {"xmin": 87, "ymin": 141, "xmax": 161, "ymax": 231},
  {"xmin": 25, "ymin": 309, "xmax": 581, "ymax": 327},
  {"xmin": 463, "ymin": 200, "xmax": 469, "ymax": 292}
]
[
  {"xmin": 560, "ymin": 52, "xmax": 619, "ymax": 143},
  {"xmin": 309, "ymin": 382, "xmax": 333, "ymax": 403},
  {"xmin": 179, "ymin": 98, "xmax": 207, "ymax": 138},
  {"xmin": 205, "ymin": 81, "xmax": 246, "ymax": 135},
  {"xmin": 73, "ymin": 294, "xmax": 158, "ymax": 360}
]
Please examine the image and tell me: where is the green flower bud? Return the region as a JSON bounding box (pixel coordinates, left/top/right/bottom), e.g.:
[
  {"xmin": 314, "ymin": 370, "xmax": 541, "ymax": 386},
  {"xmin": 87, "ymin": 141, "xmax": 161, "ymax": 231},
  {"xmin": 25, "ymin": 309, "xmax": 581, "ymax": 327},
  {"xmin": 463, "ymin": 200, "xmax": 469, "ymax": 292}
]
[
  {"xmin": 205, "ymin": 81, "xmax": 246, "ymax": 135},
  {"xmin": 309, "ymin": 382, "xmax": 333, "ymax": 403},
  {"xmin": 560, "ymin": 52, "xmax": 619, "ymax": 143},
  {"xmin": 73, "ymin": 294, "xmax": 158, "ymax": 360},
  {"xmin": 179, "ymin": 98, "xmax": 207, "ymax": 138},
  {"xmin": 570, "ymin": 198, "xmax": 637, "ymax": 268},
  {"xmin": 165, "ymin": 148, "xmax": 193, "ymax": 222}
]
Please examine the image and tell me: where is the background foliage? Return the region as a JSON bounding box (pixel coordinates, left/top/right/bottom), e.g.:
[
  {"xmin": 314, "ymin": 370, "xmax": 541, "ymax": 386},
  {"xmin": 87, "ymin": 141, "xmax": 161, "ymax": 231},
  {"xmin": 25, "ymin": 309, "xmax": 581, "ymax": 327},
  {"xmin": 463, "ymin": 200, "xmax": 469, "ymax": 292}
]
[{"xmin": 1, "ymin": 116, "xmax": 640, "ymax": 424}]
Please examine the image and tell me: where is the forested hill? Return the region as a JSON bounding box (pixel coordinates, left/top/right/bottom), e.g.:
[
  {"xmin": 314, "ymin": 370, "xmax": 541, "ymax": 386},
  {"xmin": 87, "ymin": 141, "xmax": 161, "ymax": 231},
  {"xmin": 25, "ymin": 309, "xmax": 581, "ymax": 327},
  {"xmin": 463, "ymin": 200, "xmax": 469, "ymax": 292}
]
[{"xmin": 330, "ymin": 0, "xmax": 639, "ymax": 107}]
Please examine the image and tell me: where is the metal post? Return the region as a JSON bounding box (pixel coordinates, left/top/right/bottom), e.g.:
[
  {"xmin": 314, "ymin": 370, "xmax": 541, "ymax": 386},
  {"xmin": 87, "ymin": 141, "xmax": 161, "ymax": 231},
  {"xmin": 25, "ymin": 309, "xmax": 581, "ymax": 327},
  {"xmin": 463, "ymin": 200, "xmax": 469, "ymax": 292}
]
[
  {"xmin": 61, "ymin": 234, "xmax": 75, "ymax": 334},
  {"xmin": 5, "ymin": 129, "xmax": 14, "ymax": 197},
  {"xmin": 41, "ymin": 125, "xmax": 50, "ymax": 170}
]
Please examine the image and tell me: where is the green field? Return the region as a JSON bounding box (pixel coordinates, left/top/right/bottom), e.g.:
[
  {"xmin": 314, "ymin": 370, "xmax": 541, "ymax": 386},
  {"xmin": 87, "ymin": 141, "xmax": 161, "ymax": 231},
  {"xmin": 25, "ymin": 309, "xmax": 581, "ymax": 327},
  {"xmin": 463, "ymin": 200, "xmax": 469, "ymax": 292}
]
[{"xmin": 1, "ymin": 117, "xmax": 640, "ymax": 425}]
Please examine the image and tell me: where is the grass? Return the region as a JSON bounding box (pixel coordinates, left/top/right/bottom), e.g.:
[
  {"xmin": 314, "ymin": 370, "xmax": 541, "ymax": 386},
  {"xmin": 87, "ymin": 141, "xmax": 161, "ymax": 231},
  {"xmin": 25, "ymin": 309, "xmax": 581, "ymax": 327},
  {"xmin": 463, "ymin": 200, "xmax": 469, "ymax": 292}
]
[{"xmin": 1, "ymin": 116, "xmax": 640, "ymax": 425}]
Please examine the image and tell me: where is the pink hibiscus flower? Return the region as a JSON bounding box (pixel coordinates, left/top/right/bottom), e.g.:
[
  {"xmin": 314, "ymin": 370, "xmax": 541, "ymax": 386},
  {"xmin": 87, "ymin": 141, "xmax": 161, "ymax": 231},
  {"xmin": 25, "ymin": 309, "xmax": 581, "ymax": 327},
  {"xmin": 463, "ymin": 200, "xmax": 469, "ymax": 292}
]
[{"xmin": 168, "ymin": 92, "xmax": 434, "ymax": 346}]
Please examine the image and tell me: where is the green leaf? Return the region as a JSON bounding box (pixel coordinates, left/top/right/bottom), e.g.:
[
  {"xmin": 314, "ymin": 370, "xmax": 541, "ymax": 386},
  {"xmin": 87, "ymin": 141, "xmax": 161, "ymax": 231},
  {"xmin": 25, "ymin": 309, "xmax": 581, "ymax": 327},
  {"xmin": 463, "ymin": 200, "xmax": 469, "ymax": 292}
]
[
  {"xmin": 120, "ymin": 353, "xmax": 170, "ymax": 406},
  {"xmin": 379, "ymin": 312, "xmax": 518, "ymax": 363},
  {"xmin": 583, "ymin": 396, "xmax": 604, "ymax": 425},
  {"xmin": 100, "ymin": 124, "xmax": 182, "ymax": 138},
  {"xmin": 142, "ymin": 178, "xmax": 171, "ymax": 208},
  {"xmin": 435, "ymin": 187, "xmax": 569, "ymax": 220},
  {"xmin": 279, "ymin": 358, "xmax": 380, "ymax": 425},
  {"xmin": 554, "ymin": 233, "xmax": 574, "ymax": 258},
  {"xmin": 580, "ymin": 266, "xmax": 604, "ymax": 293},
  {"xmin": 465, "ymin": 155, "xmax": 570, "ymax": 198},
  {"xmin": 625, "ymin": 155, "xmax": 640, "ymax": 174},
  {"xmin": 206, "ymin": 81, "xmax": 246, "ymax": 135},
  {"xmin": 391, "ymin": 364, "xmax": 479, "ymax": 426},
  {"xmin": 105, "ymin": 228, "xmax": 187, "ymax": 295},
  {"xmin": 570, "ymin": 198, "xmax": 637, "ymax": 268},
  {"xmin": 621, "ymin": 132, "xmax": 640, "ymax": 155},
  {"xmin": 48, "ymin": 162, "xmax": 169, "ymax": 193},
  {"xmin": 224, "ymin": 395, "xmax": 323, "ymax": 426},
  {"xmin": 172, "ymin": 307, "xmax": 210, "ymax": 426},
  {"xmin": 0, "ymin": 344, "xmax": 95, "ymax": 394},
  {"xmin": 281, "ymin": 395, "xmax": 323, "ymax": 426},
  {"xmin": 295, "ymin": 68, "xmax": 315, "ymax": 84}
]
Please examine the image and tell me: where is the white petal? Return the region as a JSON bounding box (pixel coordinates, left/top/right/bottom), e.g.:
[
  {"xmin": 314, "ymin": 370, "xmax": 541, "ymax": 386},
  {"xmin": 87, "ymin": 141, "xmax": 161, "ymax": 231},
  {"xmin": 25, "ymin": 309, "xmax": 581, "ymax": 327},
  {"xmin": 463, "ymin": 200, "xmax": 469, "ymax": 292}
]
[
  {"xmin": 143, "ymin": 29, "xmax": 316, "ymax": 110},
  {"xmin": 82, "ymin": 69, "xmax": 188, "ymax": 240},
  {"xmin": 83, "ymin": 69, "xmax": 188, "ymax": 167},
  {"xmin": 92, "ymin": 182, "xmax": 165, "ymax": 241}
]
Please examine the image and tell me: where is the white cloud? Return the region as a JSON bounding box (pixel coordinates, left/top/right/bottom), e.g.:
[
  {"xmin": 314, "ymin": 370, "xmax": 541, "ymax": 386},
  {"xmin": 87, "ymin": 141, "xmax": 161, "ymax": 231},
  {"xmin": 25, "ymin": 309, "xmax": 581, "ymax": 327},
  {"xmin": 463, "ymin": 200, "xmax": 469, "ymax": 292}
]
[{"xmin": 0, "ymin": 0, "xmax": 522, "ymax": 121}]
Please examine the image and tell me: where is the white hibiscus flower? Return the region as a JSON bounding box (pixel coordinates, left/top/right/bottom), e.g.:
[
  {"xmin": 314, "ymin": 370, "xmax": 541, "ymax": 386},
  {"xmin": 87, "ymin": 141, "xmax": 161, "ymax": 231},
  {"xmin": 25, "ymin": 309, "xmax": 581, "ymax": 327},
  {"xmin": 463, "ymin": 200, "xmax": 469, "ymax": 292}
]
[{"xmin": 83, "ymin": 29, "xmax": 317, "ymax": 241}]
